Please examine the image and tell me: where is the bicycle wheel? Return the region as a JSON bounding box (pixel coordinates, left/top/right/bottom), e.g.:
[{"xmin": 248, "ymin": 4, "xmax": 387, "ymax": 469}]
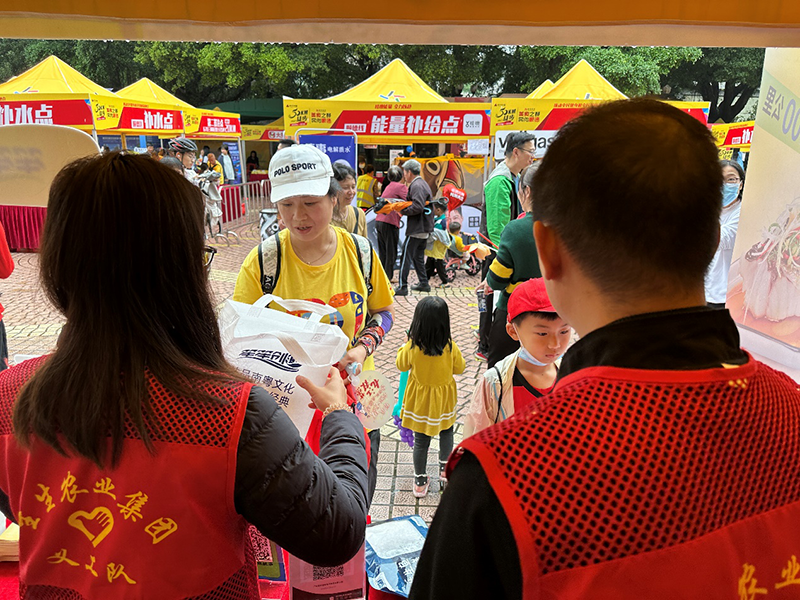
[{"xmin": 466, "ymin": 257, "xmax": 481, "ymax": 276}]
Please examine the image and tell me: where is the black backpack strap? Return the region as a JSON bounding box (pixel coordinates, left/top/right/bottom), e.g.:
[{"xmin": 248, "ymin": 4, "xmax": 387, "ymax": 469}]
[
  {"xmin": 349, "ymin": 232, "xmax": 374, "ymax": 296},
  {"xmin": 258, "ymin": 232, "xmax": 282, "ymax": 295},
  {"xmin": 493, "ymin": 366, "xmax": 504, "ymax": 424},
  {"xmin": 351, "ymin": 206, "xmax": 360, "ymax": 234}
]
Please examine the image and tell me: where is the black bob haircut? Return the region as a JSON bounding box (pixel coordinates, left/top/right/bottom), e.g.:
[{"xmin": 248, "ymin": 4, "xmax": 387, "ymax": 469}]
[
  {"xmin": 532, "ymin": 98, "xmax": 722, "ymax": 301},
  {"xmin": 511, "ymin": 311, "xmax": 561, "ymax": 326},
  {"xmin": 409, "ymin": 296, "xmax": 452, "ymax": 356}
]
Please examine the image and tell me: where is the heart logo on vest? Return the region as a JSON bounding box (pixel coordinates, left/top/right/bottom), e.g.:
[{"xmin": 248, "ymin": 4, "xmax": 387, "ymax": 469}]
[{"xmin": 68, "ymin": 507, "xmax": 114, "ymax": 547}]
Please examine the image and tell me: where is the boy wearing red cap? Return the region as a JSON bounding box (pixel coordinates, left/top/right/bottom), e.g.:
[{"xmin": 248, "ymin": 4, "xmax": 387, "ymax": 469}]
[{"xmin": 465, "ymin": 278, "xmax": 571, "ymax": 436}]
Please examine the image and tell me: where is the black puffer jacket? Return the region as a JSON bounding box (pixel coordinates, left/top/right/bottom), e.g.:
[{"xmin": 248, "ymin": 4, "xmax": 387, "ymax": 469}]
[
  {"xmin": 235, "ymin": 386, "xmax": 368, "ymax": 566},
  {"xmin": 0, "ymin": 386, "xmax": 369, "ymax": 568}
]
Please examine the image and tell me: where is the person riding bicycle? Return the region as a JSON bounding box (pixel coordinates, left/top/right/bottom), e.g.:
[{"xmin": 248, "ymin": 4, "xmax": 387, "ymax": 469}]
[{"xmin": 168, "ymin": 137, "xmax": 199, "ymax": 186}]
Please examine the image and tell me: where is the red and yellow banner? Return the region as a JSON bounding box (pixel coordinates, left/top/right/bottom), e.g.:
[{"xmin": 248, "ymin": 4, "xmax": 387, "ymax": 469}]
[
  {"xmin": 242, "ymin": 125, "xmax": 285, "ymax": 141},
  {"xmin": 185, "ymin": 108, "xmax": 241, "ymax": 138},
  {"xmin": 711, "ymin": 121, "xmax": 754, "ymax": 150},
  {"xmin": 0, "ymin": 94, "xmax": 94, "ymax": 129},
  {"xmin": 91, "ymin": 97, "xmax": 184, "ymax": 135},
  {"xmin": 283, "ymin": 99, "xmax": 491, "ymax": 143},
  {"xmin": 490, "ymin": 98, "xmax": 710, "ymax": 133}
]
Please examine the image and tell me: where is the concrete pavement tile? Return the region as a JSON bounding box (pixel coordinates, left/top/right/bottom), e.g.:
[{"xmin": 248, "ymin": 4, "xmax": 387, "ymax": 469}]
[
  {"xmin": 393, "ymin": 491, "xmax": 420, "ymax": 505},
  {"xmin": 418, "ymin": 507, "xmax": 438, "ymax": 522},
  {"xmin": 369, "ymin": 505, "xmax": 390, "ymax": 521},
  {"xmin": 391, "ymin": 506, "xmax": 418, "ymax": 518},
  {"xmin": 377, "ymin": 463, "xmax": 395, "ymax": 475},
  {"xmin": 375, "ymin": 476, "xmax": 394, "ymax": 490},
  {"xmin": 371, "ymin": 491, "xmax": 391, "ymax": 505}
]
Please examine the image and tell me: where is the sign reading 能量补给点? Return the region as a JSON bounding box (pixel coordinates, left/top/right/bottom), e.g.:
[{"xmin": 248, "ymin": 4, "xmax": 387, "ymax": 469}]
[{"xmin": 284, "ymin": 99, "xmax": 491, "ymax": 143}]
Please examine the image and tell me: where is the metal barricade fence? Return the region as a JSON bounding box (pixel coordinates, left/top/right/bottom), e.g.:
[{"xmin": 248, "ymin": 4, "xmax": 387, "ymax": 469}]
[{"xmin": 219, "ymin": 180, "xmax": 273, "ymax": 228}]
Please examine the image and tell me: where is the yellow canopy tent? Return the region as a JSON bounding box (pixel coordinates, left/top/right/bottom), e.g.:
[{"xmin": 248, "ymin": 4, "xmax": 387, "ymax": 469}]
[
  {"xmin": 2, "ymin": 3, "xmax": 800, "ymax": 46},
  {"xmin": 326, "ymin": 59, "xmax": 447, "ymax": 103},
  {"xmin": 284, "ymin": 60, "xmax": 490, "ymax": 144},
  {"xmin": 538, "ymin": 59, "xmax": 627, "ymax": 100},
  {"xmin": 0, "ymin": 55, "xmax": 115, "ymax": 97},
  {"xmin": 527, "ymin": 80, "xmax": 555, "ymax": 99},
  {"xmin": 116, "ymin": 77, "xmax": 193, "ymax": 109},
  {"xmin": 0, "ymin": 55, "xmax": 115, "ymax": 130},
  {"xmin": 116, "ymin": 78, "xmax": 241, "ymax": 139}
]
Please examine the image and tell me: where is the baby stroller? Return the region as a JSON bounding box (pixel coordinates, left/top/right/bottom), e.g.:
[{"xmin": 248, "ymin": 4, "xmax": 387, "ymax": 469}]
[{"xmin": 444, "ymin": 232, "xmax": 481, "ymax": 282}]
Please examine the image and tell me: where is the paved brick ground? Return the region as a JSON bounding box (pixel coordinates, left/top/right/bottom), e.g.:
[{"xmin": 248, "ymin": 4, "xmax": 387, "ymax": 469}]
[{"xmin": 0, "ymin": 221, "xmax": 485, "ymax": 524}]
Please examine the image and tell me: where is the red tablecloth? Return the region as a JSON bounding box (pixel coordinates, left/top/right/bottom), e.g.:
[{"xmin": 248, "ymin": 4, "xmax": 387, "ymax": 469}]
[
  {"xmin": 0, "ymin": 206, "xmax": 47, "ymax": 251},
  {"xmin": 0, "ymin": 562, "xmax": 18, "ymax": 600},
  {"xmin": 249, "ymin": 174, "xmax": 269, "ymax": 183}
]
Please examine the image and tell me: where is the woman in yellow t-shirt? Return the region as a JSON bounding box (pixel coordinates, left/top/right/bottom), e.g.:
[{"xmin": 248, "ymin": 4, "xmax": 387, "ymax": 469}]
[{"xmin": 233, "ymin": 145, "xmax": 394, "ymax": 505}]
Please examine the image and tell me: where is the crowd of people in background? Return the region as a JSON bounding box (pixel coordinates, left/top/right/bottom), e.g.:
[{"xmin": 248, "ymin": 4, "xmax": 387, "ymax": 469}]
[{"xmin": 0, "ymin": 99, "xmax": 795, "ymax": 600}]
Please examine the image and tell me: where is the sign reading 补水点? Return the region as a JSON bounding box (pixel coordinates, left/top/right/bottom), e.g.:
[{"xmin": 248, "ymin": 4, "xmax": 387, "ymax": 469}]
[{"xmin": 297, "ymin": 134, "xmax": 357, "ymax": 170}]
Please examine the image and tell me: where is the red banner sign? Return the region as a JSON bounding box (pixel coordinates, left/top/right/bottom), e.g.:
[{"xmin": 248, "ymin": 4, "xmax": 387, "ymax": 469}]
[
  {"xmin": 117, "ymin": 106, "xmax": 183, "ymax": 132},
  {"xmin": 196, "ymin": 114, "xmax": 240, "ymax": 135},
  {"xmin": 712, "ymin": 122, "xmax": 754, "ymax": 148},
  {"xmin": 0, "ymin": 98, "xmax": 93, "ymax": 127},
  {"xmin": 330, "ymin": 109, "xmax": 490, "ymax": 138}
]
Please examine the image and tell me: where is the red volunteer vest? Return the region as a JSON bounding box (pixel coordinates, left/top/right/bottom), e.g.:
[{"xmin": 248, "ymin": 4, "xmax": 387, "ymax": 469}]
[
  {"xmin": 457, "ymin": 358, "xmax": 800, "ymax": 599},
  {"xmin": 0, "ymin": 356, "xmax": 259, "ymax": 600}
]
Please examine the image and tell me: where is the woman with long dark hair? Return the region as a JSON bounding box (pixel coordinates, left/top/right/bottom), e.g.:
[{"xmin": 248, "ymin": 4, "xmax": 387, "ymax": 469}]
[{"xmin": 0, "ymin": 152, "xmax": 368, "ymax": 599}]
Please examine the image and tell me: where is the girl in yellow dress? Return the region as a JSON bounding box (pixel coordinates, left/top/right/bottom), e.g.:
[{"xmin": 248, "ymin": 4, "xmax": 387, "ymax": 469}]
[{"xmin": 397, "ymin": 297, "xmax": 466, "ymax": 497}]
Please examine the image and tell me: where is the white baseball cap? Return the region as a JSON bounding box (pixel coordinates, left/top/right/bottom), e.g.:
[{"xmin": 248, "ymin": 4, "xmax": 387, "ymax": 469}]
[{"xmin": 269, "ymin": 144, "xmax": 333, "ymax": 202}]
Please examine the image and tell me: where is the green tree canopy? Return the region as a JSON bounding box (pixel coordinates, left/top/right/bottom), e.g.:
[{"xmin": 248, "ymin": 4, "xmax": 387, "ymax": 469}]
[
  {"xmin": 663, "ymin": 47, "xmax": 766, "ymax": 122},
  {"xmin": 0, "ymin": 40, "xmax": 765, "ymax": 124},
  {"xmin": 513, "ymin": 46, "xmax": 703, "ymax": 96}
]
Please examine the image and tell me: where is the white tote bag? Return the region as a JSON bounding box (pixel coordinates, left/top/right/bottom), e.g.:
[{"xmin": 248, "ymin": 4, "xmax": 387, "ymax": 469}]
[{"xmin": 219, "ymin": 295, "xmax": 350, "ymax": 438}]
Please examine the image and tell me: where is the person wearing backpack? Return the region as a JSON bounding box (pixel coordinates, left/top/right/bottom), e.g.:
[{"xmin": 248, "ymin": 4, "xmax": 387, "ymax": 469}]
[
  {"xmin": 233, "ymin": 145, "xmax": 395, "ymax": 506},
  {"xmin": 331, "ymin": 161, "xmax": 367, "ymax": 236}
]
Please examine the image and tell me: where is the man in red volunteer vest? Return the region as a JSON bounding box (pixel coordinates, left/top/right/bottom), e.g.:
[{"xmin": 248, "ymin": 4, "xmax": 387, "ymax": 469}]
[{"xmin": 410, "ymin": 99, "xmax": 800, "ymax": 598}]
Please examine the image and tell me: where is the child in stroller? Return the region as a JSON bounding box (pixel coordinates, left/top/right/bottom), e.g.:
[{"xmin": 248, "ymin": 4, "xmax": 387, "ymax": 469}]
[{"xmin": 444, "ymin": 223, "xmax": 481, "ymax": 281}]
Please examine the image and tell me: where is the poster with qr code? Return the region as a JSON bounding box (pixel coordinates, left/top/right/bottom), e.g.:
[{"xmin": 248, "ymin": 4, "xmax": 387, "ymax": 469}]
[
  {"xmin": 289, "ymin": 543, "xmax": 366, "ymax": 600},
  {"xmin": 249, "ymin": 526, "xmax": 286, "ymax": 581}
]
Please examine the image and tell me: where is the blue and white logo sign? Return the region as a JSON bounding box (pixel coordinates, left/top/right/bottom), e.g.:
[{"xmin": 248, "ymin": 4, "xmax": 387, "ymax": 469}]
[{"xmin": 298, "ymin": 134, "xmax": 357, "ymax": 170}]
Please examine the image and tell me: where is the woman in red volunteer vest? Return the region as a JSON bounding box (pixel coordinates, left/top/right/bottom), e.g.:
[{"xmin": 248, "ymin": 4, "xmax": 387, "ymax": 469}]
[{"xmin": 0, "ymin": 152, "xmax": 368, "ymax": 599}]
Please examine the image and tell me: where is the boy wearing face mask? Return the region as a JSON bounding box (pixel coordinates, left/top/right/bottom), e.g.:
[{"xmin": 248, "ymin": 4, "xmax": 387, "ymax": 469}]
[
  {"xmin": 464, "ymin": 278, "xmax": 572, "ymax": 437},
  {"xmin": 704, "ymin": 159, "xmax": 744, "ymax": 308}
]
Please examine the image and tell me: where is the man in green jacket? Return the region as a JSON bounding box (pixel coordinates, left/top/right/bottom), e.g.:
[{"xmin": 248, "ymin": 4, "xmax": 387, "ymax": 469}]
[{"xmin": 475, "ymin": 131, "xmax": 536, "ymax": 361}]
